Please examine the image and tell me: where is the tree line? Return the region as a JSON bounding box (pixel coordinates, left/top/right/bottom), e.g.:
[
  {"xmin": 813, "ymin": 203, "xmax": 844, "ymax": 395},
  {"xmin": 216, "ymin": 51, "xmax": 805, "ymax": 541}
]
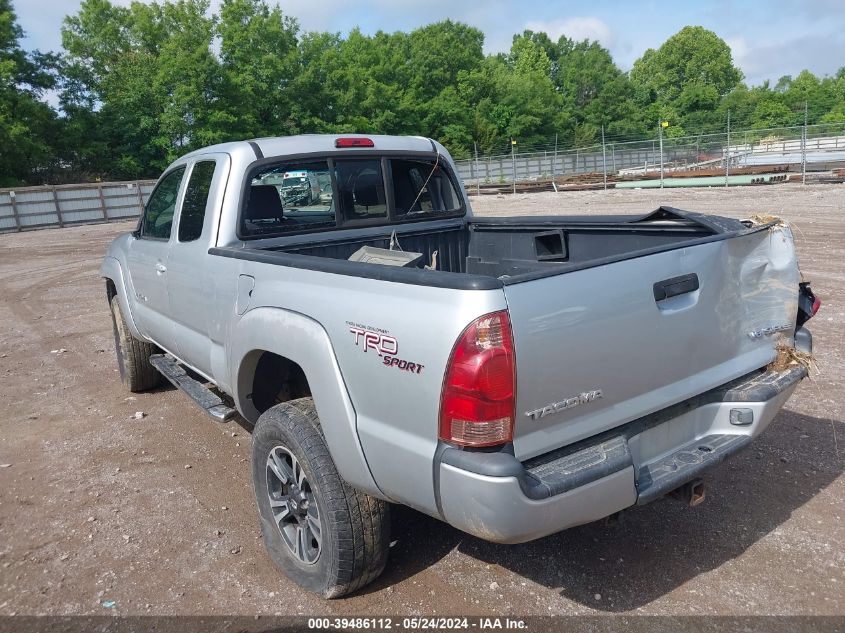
[{"xmin": 2, "ymin": 0, "xmax": 844, "ymax": 187}]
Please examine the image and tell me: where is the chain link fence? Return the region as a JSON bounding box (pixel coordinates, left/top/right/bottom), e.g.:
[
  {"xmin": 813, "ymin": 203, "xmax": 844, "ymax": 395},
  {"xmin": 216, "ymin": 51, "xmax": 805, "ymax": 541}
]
[
  {"xmin": 3, "ymin": 121, "xmax": 844, "ymax": 233},
  {"xmin": 455, "ymin": 122, "xmax": 845, "ymax": 188}
]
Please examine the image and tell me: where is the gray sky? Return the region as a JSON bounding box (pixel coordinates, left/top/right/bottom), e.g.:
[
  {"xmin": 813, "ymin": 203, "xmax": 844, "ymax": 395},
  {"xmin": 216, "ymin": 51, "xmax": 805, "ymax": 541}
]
[{"xmin": 16, "ymin": 0, "xmax": 845, "ymax": 85}]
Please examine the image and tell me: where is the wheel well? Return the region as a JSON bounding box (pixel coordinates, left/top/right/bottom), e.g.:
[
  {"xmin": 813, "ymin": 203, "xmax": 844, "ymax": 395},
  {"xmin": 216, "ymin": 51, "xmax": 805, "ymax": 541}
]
[
  {"xmin": 249, "ymin": 351, "xmax": 311, "ymax": 414},
  {"xmin": 106, "ymin": 279, "xmax": 117, "ymax": 301}
]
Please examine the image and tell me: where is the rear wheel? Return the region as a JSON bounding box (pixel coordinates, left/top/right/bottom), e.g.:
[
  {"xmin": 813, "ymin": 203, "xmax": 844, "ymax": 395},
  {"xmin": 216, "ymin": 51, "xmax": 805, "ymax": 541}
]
[
  {"xmin": 252, "ymin": 398, "xmax": 390, "ymax": 598},
  {"xmin": 109, "ymin": 294, "xmax": 161, "ymax": 392}
]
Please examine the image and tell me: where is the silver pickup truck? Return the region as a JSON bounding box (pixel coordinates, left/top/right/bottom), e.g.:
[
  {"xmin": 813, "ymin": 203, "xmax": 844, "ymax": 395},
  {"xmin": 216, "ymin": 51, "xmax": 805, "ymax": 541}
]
[{"xmin": 101, "ymin": 134, "xmax": 819, "ymax": 598}]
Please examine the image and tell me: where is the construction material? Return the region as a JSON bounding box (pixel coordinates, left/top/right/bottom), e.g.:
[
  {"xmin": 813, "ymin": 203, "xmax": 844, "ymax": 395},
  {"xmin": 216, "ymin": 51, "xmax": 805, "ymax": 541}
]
[{"xmin": 615, "ymin": 173, "xmax": 791, "ymax": 189}]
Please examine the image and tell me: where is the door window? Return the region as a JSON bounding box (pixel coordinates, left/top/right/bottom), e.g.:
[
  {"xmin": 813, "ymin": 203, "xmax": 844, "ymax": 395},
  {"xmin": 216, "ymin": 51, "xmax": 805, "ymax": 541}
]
[
  {"xmin": 179, "ymin": 161, "xmax": 216, "ymax": 242},
  {"xmin": 140, "ymin": 166, "xmax": 186, "ymax": 240}
]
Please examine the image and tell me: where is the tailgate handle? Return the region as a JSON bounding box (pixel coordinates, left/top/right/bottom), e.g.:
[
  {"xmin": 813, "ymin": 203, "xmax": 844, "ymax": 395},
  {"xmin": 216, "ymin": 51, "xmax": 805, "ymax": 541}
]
[{"xmin": 653, "ymin": 273, "xmax": 699, "ymax": 301}]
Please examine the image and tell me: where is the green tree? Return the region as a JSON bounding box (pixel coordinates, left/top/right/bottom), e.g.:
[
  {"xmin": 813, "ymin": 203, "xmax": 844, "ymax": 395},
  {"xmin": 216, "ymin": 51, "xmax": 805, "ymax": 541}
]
[
  {"xmin": 631, "ymin": 26, "xmax": 742, "ymax": 134},
  {"xmin": 62, "ymin": 0, "xmax": 230, "ymax": 178},
  {"xmin": 14, "ymin": 2, "xmax": 839, "ymax": 184},
  {"xmin": 0, "ymin": 0, "xmax": 59, "ymax": 185},
  {"xmin": 751, "ymin": 98, "xmax": 795, "ymax": 129},
  {"xmin": 218, "ymin": 0, "xmax": 299, "ymax": 136}
]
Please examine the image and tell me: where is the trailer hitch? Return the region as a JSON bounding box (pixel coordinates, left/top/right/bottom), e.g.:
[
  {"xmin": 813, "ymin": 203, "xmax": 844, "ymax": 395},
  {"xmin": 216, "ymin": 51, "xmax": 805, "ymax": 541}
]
[{"xmin": 669, "ymin": 478, "xmax": 706, "ymax": 507}]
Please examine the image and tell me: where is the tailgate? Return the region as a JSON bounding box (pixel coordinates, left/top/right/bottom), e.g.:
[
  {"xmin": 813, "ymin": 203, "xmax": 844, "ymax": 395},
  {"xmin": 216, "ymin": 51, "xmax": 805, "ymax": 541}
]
[{"xmin": 505, "ymin": 225, "xmax": 800, "ymax": 460}]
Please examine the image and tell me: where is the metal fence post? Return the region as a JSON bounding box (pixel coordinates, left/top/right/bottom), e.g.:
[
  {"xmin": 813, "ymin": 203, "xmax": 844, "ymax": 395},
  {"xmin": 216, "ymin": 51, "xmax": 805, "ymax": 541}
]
[
  {"xmin": 511, "ymin": 140, "xmax": 516, "ymax": 194},
  {"xmin": 601, "ymin": 125, "xmax": 607, "ymax": 191},
  {"xmin": 474, "ymin": 142, "xmax": 480, "ymax": 196},
  {"xmin": 552, "ymin": 133, "xmax": 558, "ymax": 180},
  {"xmin": 802, "ymin": 101, "xmax": 808, "ymax": 185},
  {"xmin": 658, "ymin": 123, "xmax": 665, "ymax": 188},
  {"xmin": 725, "ymin": 111, "xmax": 731, "ymax": 188}
]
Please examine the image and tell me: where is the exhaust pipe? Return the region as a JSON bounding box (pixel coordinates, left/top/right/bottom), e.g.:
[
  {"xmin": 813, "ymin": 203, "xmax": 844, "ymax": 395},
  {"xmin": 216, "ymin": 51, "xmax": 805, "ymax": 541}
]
[{"xmin": 669, "ymin": 478, "xmax": 706, "ymax": 507}]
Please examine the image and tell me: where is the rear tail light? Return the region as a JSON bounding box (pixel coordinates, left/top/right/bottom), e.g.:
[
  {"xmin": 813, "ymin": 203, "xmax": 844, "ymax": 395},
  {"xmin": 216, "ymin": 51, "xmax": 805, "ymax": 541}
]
[
  {"xmin": 811, "ymin": 297, "xmax": 821, "ymax": 317},
  {"xmin": 335, "ymin": 137, "xmax": 374, "ymax": 148},
  {"xmin": 439, "ymin": 310, "xmax": 516, "ymax": 448}
]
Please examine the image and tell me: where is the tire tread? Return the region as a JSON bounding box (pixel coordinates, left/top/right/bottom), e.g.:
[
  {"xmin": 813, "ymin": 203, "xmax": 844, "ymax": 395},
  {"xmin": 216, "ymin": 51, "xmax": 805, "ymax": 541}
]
[
  {"xmin": 252, "ymin": 397, "xmax": 390, "ymax": 598},
  {"xmin": 109, "ymin": 295, "xmax": 161, "ymax": 392}
]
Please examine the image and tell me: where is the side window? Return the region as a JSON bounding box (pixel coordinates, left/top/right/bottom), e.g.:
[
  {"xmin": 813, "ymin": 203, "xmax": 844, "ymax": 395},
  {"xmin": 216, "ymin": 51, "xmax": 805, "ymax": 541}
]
[
  {"xmin": 179, "ymin": 161, "xmax": 216, "ymax": 242},
  {"xmin": 140, "ymin": 167, "xmax": 186, "ymax": 239},
  {"xmin": 390, "ymin": 159, "xmax": 461, "ymax": 218},
  {"xmin": 334, "ymin": 159, "xmax": 387, "ymax": 223},
  {"xmin": 241, "ymin": 161, "xmax": 334, "ymax": 237}
]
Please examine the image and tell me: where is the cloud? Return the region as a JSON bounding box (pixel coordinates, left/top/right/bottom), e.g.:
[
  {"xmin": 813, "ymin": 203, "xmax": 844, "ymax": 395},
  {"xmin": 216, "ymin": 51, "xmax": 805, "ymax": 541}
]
[
  {"xmin": 727, "ymin": 31, "xmax": 845, "ymax": 85},
  {"xmin": 523, "ymin": 16, "xmax": 613, "ymax": 47},
  {"xmin": 725, "ymin": 36, "xmax": 750, "ymax": 73}
]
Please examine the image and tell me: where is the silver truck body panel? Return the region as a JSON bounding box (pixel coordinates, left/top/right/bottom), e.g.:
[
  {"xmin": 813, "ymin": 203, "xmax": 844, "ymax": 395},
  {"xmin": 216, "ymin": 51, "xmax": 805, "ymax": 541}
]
[
  {"xmin": 228, "ymin": 306, "xmax": 383, "ymax": 497},
  {"xmin": 439, "ymin": 378, "xmax": 798, "ymax": 543},
  {"xmin": 506, "ymin": 227, "xmax": 800, "ymax": 460},
  {"xmin": 100, "ymin": 134, "xmax": 811, "ymax": 544},
  {"xmin": 223, "ymin": 258, "xmax": 506, "ymax": 513},
  {"xmin": 439, "ymin": 464, "xmax": 638, "ymax": 544}
]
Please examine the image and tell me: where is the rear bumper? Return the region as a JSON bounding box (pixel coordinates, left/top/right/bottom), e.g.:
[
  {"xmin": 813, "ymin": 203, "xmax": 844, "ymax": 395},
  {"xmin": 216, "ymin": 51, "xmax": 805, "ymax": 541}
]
[{"xmin": 435, "ymin": 351, "xmax": 809, "ymax": 544}]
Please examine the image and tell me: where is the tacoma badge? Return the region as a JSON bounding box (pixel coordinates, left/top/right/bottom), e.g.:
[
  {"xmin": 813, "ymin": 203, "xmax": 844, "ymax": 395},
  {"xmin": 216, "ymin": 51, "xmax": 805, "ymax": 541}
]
[
  {"xmin": 525, "ymin": 390, "xmax": 603, "ymax": 420},
  {"xmin": 748, "ymin": 324, "xmax": 791, "ymax": 339}
]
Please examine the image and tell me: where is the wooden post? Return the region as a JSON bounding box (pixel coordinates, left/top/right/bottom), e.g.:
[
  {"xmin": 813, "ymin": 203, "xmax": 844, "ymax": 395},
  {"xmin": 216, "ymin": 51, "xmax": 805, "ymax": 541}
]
[
  {"xmin": 97, "ymin": 183, "xmax": 108, "ymax": 221},
  {"xmin": 51, "ymin": 186, "xmax": 63, "ymax": 228},
  {"xmin": 9, "ymin": 192, "xmax": 21, "ymax": 232},
  {"xmin": 134, "ymin": 181, "xmax": 145, "ymax": 219}
]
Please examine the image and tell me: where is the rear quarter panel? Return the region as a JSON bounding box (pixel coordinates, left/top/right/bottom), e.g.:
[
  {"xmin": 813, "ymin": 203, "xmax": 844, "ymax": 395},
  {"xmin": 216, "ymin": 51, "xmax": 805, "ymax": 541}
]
[{"xmin": 226, "ymin": 259, "xmax": 506, "ymax": 515}]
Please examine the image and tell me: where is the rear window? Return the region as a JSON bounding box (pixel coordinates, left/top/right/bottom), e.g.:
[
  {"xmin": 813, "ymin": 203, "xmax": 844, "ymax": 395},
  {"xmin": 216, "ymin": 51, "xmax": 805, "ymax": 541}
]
[
  {"xmin": 238, "ymin": 154, "xmax": 463, "ymax": 238},
  {"xmin": 335, "ymin": 159, "xmax": 387, "ymax": 223},
  {"xmin": 242, "ymin": 162, "xmax": 334, "ymax": 237}
]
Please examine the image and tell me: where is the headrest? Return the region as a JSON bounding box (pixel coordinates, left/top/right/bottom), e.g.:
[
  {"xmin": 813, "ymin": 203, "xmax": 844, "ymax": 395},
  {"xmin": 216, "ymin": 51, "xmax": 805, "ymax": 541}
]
[
  {"xmin": 245, "ymin": 185, "xmax": 284, "ymax": 221},
  {"xmin": 353, "ymin": 172, "xmax": 383, "ymax": 208}
]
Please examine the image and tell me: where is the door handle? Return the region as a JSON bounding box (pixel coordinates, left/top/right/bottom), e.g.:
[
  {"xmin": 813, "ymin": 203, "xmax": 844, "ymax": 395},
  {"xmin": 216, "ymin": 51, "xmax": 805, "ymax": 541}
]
[
  {"xmin": 653, "ymin": 273, "xmax": 699, "ymax": 301},
  {"xmin": 154, "ymin": 263, "xmax": 167, "ymax": 274}
]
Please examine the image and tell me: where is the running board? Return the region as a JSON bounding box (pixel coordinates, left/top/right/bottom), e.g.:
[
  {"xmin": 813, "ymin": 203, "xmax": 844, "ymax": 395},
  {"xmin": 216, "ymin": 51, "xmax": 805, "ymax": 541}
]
[{"xmin": 149, "ymin": 354, "xmax": 236, "ymax": 422}]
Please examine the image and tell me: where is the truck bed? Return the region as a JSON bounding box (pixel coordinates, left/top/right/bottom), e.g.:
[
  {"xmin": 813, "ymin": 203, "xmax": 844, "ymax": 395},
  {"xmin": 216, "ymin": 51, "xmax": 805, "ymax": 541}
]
[{"xmin": 212, "ymin": 207, "xmax": 747, "ymax": 286}]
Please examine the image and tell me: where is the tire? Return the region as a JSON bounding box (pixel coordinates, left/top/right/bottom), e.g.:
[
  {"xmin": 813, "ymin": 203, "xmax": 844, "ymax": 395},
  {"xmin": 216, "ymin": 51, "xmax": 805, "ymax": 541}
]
[
  {"xmin": 109, "ymin": 294, "xmax": 161, "ymax": 392},
  {"xmin": 252, "ymin": 398, "xmax": 390, "ymax": 598}
]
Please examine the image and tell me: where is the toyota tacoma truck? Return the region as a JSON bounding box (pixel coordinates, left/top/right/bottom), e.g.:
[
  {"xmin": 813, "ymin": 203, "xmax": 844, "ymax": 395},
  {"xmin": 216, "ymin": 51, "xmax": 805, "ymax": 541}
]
[{"xmin": 100, "ymin": 134, "xmax": 820, "ymax": 598}]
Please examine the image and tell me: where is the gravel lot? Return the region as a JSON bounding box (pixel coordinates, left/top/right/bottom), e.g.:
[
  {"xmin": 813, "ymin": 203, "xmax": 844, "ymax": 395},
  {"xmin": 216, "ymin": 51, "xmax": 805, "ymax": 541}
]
[{"xmin": 0, "ymin": 183, "xmax": 842, "ymax": 616}]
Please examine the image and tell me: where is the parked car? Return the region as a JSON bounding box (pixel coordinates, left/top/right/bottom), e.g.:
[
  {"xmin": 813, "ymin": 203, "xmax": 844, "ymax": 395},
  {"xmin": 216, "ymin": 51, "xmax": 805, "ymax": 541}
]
[{"xmin": 101, "ymin": 134, "xmax": 819, "ymax": 598}]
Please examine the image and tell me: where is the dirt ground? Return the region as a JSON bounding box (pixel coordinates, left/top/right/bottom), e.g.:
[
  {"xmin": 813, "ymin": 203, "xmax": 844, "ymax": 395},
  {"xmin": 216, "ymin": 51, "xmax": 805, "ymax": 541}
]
[{"xmin": 0, "ymin": 183, "xmax": 843, "ymax": 617}]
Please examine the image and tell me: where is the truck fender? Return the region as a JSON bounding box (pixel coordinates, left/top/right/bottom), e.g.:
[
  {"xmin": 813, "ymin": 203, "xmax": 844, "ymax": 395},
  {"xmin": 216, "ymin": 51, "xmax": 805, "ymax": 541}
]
[
  {"xmin": 100, "ymin": 256, "xmax": 144, "ymax": 340},
  {"xmin": 229, "ymin": 306, "xmax": 384, "ymax": 499}
]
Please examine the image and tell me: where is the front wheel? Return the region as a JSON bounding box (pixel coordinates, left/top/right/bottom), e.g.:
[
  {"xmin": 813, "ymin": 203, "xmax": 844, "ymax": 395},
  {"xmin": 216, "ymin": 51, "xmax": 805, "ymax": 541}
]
[
  {"xmin": 251, "ymin": 398, "xmax": 390, "ymax": 598},
  {"xmin": 109, "ymin": 294, "xmax": 161, "ymax": 392}
]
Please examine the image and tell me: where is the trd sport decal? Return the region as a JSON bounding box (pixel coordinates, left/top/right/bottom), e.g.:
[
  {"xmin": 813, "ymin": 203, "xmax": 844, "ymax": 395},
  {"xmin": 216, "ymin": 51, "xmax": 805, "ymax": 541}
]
[{"xmin": 348, "ymin": 324, "xmax": 424, "ymax": 374}]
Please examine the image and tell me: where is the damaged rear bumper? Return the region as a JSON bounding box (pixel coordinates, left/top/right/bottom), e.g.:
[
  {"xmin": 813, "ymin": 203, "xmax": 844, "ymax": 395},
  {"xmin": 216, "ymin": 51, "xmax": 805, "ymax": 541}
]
[{"xmin": 435, "ymin": 346, "xmax": 809, "ymax": 544}]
